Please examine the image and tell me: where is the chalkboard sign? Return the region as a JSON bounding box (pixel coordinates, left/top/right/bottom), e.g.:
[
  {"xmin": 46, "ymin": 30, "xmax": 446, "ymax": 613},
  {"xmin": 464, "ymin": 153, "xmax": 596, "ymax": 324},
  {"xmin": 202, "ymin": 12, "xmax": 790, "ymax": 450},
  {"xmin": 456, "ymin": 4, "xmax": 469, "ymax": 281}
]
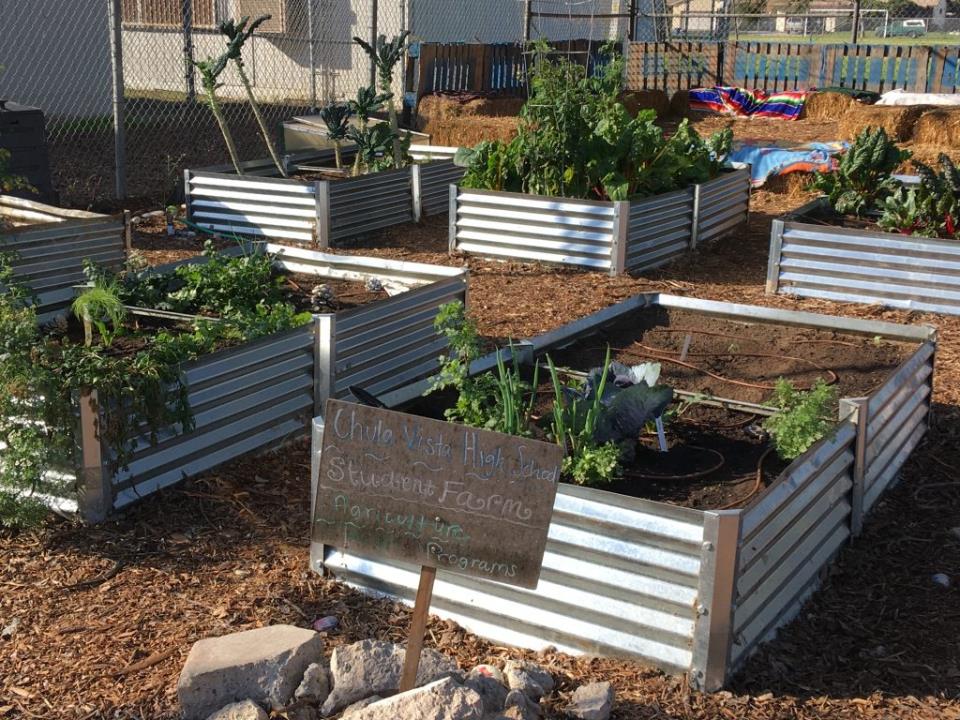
[{"xmin": 312, "ymin": 398, "xmax": 563, "ymax": 589}]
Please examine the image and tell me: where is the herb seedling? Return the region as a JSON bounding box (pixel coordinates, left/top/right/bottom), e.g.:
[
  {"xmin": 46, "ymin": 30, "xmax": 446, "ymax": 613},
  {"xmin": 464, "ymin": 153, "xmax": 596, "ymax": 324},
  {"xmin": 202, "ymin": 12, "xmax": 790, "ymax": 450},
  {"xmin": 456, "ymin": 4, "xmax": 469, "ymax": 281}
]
[{"xmin": 763, "ymin": 378, "xmax": 838, "ymax": 460}]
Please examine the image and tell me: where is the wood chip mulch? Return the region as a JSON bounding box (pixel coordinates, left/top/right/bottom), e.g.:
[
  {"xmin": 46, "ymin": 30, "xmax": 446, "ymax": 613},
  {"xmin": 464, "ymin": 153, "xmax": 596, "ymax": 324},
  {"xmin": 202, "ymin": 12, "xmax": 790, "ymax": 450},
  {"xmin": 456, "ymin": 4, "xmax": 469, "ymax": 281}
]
[{"xmin": 3, "ymin": 186, "xmax": 960, "ymax": 719}]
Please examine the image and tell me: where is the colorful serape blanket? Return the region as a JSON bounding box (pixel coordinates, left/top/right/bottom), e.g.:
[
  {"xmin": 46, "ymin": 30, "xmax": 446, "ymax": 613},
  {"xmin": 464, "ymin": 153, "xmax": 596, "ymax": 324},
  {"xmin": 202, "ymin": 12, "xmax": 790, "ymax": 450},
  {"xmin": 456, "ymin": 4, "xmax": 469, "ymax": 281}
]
[
  {"xmin": 689, "ymin": 87, "xmax": 808, "ymax": 120},
  {"xmin": 729, "ymin": 142, "xmax": 847, "ymax": 187}
]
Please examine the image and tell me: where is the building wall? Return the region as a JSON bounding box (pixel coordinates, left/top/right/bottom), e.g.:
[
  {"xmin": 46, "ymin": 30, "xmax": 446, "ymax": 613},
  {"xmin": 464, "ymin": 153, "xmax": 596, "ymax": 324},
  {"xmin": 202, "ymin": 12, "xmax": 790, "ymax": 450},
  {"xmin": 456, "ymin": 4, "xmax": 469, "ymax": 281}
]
[{"xmin": 0, "ymin": 0, "xmax": 113, "ymax": 117}]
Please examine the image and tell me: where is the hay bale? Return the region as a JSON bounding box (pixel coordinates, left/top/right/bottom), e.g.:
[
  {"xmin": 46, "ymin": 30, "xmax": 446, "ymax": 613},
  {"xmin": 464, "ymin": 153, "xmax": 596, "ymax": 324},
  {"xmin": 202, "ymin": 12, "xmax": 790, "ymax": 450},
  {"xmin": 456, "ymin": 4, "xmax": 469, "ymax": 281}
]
[
  {"xmin": 836, "ymin": 104, "xmax": 925, "ymax": 142},
  {"xmin": 763, "ymin": 172, "xmax": 816, "ymax": 198},
  {"xmin": 911, "ymin": 108, "xmax": 960, "ymax": 148},
  {"xmin": 621, "ymin": 90, "xmax": 670, "ymax": 118},
  {"xmin": 802, "ymin": 91, "xmax": 859, "ymax": 121},
  {"xmin": 416, "ymin": 94, "xmax": 522, "ymax": 146},
  {"xmin": 418, "ymin": 115, "xmax": 519, "ymax": 147}
]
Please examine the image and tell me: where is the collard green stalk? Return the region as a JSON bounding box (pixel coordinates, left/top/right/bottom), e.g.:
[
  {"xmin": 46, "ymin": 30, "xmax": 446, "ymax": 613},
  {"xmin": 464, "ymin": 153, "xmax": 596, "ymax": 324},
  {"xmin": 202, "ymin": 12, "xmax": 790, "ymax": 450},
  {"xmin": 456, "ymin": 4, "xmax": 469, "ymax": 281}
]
[
  {"xmin": 353, "ymin": 31, "xmax": 410, "ymax": 169},
  {"xmin": 192, "ymin": 54, "xmax": 243, "ymax": 175},
  {"xmin": 318, "ymin": 103, "xmax": 353, "ymax": 170},
  {"xmin": 220, "ymin": 15, "xmax": 287, "ymax": 177}
]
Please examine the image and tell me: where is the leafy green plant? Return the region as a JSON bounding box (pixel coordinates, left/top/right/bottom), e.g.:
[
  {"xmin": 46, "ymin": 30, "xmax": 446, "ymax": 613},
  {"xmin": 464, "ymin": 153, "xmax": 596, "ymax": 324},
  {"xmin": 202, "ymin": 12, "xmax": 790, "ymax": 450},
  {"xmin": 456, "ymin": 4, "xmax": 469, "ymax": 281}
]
[
  {"xmin": 0, "ymin": 148, "xmax": 36, "ymax": 194},
  {"xmin": 353, "ymin": 32, "xmax": 410, "ymax": 168},
  {"xmin": 813, "ymin": 127, "xmax": 911, "ymax": 217},
  {"xmin": 546, "ymin": 352, "xmax": 674, "ymax": 486},
  {"xmin": 454, "ymin": 45, "xmax": 731, "ymax": 201},
  {"xmin": 0, "ymin": 244, "xmax": 313, "ymax": 527},
  {"xmin": 192, "ymin": 53, "xmax": 243, "ymax": 175},
  {"xmin": 72, "ymin": 284, "xmax": 127, "ymax": 346},
  {"xmin": 349, "ymin": 86, "xmax": 392, "ymax": 132},
  {"xmin": 426, "ymin": 301, "xmax": 535, "ymax": 435},
  {"xmin": 318, "ymin": 103, "xmax": 353, "ymax": 170},
  {"xmin": 763, "ymin": 378, "xmax": 838, "ymax": 461},
  {"xmin": 220, "ymin": 15, "xmax": 287, "ymax": 177}
]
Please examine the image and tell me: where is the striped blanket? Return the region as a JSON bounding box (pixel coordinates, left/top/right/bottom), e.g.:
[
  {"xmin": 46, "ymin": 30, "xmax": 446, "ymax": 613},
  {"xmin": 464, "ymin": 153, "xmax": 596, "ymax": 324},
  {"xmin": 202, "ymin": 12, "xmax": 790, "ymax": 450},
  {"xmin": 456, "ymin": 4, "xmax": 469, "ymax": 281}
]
[{"xmin": 689, "ymin": 87, "xmax": 808, "ymax": 120}]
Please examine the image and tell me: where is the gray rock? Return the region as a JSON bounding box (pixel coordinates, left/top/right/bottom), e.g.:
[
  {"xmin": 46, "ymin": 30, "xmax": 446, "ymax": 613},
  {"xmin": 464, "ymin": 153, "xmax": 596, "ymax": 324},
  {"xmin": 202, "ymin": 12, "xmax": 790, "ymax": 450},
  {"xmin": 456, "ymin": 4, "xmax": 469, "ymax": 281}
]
[
  {"xmin": 465, "ymin": 675, "xmax": 509, "ymax": 715},
  {"xmin": 178, "ymin": 625, "xmax": 324, "ymax": 720},
  {"xmin": 467, "ymin": 664, "xmax": 506, "ymax": 687},
  {"xmin": 564, "ymin": 681, "xmax": 614, "ymax": 720},
  {"xmin": 502, "ymin": 705, "xmax": 538, "ymax": 720},
  {"xmin": 504, "ymin": 689, "xmax": 542, "ymax": 718},
  {"xmin": 295, "ymin": 662, "xmax": 330, "ymax": 704},
  {"xmin": 320, "ymin": 640, "xmax": 460, "ymax": 715},
  {"xmin": 347, "ymin": 677, "xmax": 483, "ymax": 720},
  {"xmin": 1, "ymin": 617, "xmax": 20, "ymax": 640},
  {"xmin": 503, "ymin": 661, "xmax": 553, "ymax": 701},
  {"xmin": 340, "ymin": 696, "xmax": 381, "ymax": 717},
  {"xmin": 204, "ymin": 700, "xmax": 268, "ymax": 720}
]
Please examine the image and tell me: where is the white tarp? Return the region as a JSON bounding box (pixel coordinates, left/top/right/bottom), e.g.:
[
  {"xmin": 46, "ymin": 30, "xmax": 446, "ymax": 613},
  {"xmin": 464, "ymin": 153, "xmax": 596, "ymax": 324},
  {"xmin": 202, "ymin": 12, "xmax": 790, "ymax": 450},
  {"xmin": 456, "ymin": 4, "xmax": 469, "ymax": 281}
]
[{"xmin": 876, "ymin": 88, "xmax": 960, "ymax": 107}]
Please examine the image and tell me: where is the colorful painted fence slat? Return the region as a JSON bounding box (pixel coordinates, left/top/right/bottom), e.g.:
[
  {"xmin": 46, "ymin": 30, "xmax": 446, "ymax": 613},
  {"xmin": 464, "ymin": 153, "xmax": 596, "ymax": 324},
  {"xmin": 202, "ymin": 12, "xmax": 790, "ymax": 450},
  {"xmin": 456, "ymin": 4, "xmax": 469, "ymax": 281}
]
[{"xmin": 409, "ymin": 41, "xmax": 960, "ymax": 107}]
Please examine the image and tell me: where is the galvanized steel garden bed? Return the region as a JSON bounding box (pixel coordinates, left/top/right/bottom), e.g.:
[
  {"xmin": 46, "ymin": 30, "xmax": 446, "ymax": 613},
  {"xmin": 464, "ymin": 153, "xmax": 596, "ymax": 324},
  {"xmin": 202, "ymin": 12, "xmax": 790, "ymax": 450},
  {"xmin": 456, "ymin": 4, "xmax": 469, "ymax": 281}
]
[
  {"xmin": 767, "ymin": 193, "xmax": 960, "ymax": 315},
  {"xmin": 0, "ymin": 195, "xmax": 128, "ymax": 321},
  {"xmin": 184, "ymin": 145, "xmax": 464, "ymax": 248},
  {"xmin": 448, "ymin": 168, "xmax": 751, "ymax": 275},
  {"xmin": 30, "ymin": 244, "xmax": 466, "ymax": 522},
  {"xmin": 310, "ymin": 293, "xmax": 934, "ymax": 691}
]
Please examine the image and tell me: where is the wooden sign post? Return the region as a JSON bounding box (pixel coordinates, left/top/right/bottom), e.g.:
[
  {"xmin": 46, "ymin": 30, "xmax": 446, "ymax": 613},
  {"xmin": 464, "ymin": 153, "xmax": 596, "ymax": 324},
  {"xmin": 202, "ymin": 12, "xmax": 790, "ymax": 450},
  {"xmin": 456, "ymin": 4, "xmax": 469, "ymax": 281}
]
[{"xmin": 312, "ymin": 398, "xmax": 563, "ymax": 693}]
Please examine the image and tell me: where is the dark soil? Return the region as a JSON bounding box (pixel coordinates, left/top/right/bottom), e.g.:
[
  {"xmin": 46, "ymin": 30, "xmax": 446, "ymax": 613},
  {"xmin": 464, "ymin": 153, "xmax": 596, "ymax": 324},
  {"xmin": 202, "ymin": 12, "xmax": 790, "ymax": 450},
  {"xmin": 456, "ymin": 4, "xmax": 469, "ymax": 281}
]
[
  {"xmin": 283, "ymin": 272, "xmax": 386, "ymax": 312},
  {"xmin": 549, "ymin": 308, "xmax": 915, "ymax": 406}
]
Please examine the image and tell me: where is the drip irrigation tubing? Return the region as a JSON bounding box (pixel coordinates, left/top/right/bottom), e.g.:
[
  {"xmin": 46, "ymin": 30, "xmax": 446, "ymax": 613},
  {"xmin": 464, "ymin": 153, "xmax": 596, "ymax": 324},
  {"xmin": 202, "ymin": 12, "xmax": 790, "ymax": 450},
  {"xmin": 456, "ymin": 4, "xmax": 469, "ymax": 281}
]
[
  {"xmin": 719, "ymin": 446, "xmax": 775, "ymax": 510},
  {"xmin": 623, "ymin": 445, "xmax": 725, "ymax": 482},
  {"xmin": 647, "ymin": 327, "xmax": 861, "ymax": 348},
  {"xmin": 611, "ymin": 345, "xmax": 838, "ymax": 391}
]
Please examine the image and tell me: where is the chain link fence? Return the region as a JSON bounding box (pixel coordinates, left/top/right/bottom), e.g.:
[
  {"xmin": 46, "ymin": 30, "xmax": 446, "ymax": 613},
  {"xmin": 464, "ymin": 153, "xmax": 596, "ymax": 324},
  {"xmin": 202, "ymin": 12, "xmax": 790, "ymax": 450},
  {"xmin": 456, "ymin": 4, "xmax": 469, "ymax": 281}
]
[{"xmin": 0, "ymin": 0, "xmax": 957, "ymax": 206}]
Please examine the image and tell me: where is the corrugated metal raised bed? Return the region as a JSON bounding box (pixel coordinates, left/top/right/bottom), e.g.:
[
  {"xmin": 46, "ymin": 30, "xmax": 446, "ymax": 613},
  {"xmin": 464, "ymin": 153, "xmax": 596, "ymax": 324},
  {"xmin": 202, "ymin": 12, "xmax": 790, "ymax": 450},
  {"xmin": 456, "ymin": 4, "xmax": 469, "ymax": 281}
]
[
  {"xmin": 767, "ymin": 194, "xmax": 960, "ymax": 315},
  {"xmin": 184, "ymin": 145, "xmax": 465, "ymax": 248},
  {"xmin": 310, "ymin": 293, "xmax": 935, "ymax": 690},
  {"xmin": 54, "ymin": 244, "xmax": 467, "ymax": 521},
  {"xmin": 448, "ymin": 168, "xmax": 750, "ymax": 275},
  {"xmin": 0, "ymin": 195, "xmax": 128, "ymax": 320}
]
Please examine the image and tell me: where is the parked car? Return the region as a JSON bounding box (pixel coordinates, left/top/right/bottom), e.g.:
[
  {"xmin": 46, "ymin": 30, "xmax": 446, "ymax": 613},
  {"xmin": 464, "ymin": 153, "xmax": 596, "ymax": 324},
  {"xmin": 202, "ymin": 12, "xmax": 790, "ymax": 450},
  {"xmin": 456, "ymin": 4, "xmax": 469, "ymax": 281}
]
[{"xmin": 878, "ymin": 18, "xmax": 927, "ymax": 38}]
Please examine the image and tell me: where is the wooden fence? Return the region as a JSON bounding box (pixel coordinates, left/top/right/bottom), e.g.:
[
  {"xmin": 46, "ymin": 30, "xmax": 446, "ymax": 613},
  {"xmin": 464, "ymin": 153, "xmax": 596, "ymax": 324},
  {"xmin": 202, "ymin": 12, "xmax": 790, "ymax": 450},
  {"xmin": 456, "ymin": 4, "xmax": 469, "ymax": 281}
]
[
  {"xmin": 406, "ymin": 40, "xmax": 623, "ymax": 104},
  {"xmin": 624, "ymin": 41, "xmax": 960, "ymax": 95},
  {"xmin": 408, "ymin": 41, "xmax": 960, "ymax": 105}
]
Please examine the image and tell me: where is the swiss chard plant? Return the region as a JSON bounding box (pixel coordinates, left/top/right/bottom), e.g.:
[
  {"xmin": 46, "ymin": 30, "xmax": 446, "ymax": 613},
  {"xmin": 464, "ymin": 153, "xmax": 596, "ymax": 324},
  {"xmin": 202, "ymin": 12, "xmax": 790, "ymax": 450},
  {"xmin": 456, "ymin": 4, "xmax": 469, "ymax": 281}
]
[
  {"xmin": 454, "ymin": 43, "xmax": 733, "ymax": 202},
  {"xmin": 813, "ymin": 127, "xmax": 911, "ymax": 217},
  {"xmin": 879, "ymin": 154, "xmax": 960, "ymax": 239}
]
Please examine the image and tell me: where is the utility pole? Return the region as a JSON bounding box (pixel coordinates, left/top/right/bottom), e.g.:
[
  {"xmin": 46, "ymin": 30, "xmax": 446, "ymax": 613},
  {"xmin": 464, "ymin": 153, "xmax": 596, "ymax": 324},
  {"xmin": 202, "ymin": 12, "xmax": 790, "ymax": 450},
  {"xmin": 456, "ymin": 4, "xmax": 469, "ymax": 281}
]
[
  {"xmin": 851, "ymin": 0, "xmax": 862, "ymax": 43},
  {"xmin": 524, "ymin": 0, "xmax": 533, "ymax": 43}
]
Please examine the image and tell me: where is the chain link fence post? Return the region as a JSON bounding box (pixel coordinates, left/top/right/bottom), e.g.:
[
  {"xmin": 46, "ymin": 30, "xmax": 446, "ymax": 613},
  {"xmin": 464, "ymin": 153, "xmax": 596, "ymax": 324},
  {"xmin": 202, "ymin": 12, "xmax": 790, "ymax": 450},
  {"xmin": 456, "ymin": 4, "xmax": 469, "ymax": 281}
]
[{"xmin": 107, "ymin": 0, "xmax": 127, "ymax": 199}]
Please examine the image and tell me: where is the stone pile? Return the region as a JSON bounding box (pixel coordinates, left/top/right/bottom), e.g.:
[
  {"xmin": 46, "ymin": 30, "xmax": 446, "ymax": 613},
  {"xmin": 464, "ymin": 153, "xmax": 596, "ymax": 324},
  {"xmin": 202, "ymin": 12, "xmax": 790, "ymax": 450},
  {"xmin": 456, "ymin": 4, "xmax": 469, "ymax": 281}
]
[{"xmin": 177, "ymin": 626, "xmax": 614, "ymax": 720}]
